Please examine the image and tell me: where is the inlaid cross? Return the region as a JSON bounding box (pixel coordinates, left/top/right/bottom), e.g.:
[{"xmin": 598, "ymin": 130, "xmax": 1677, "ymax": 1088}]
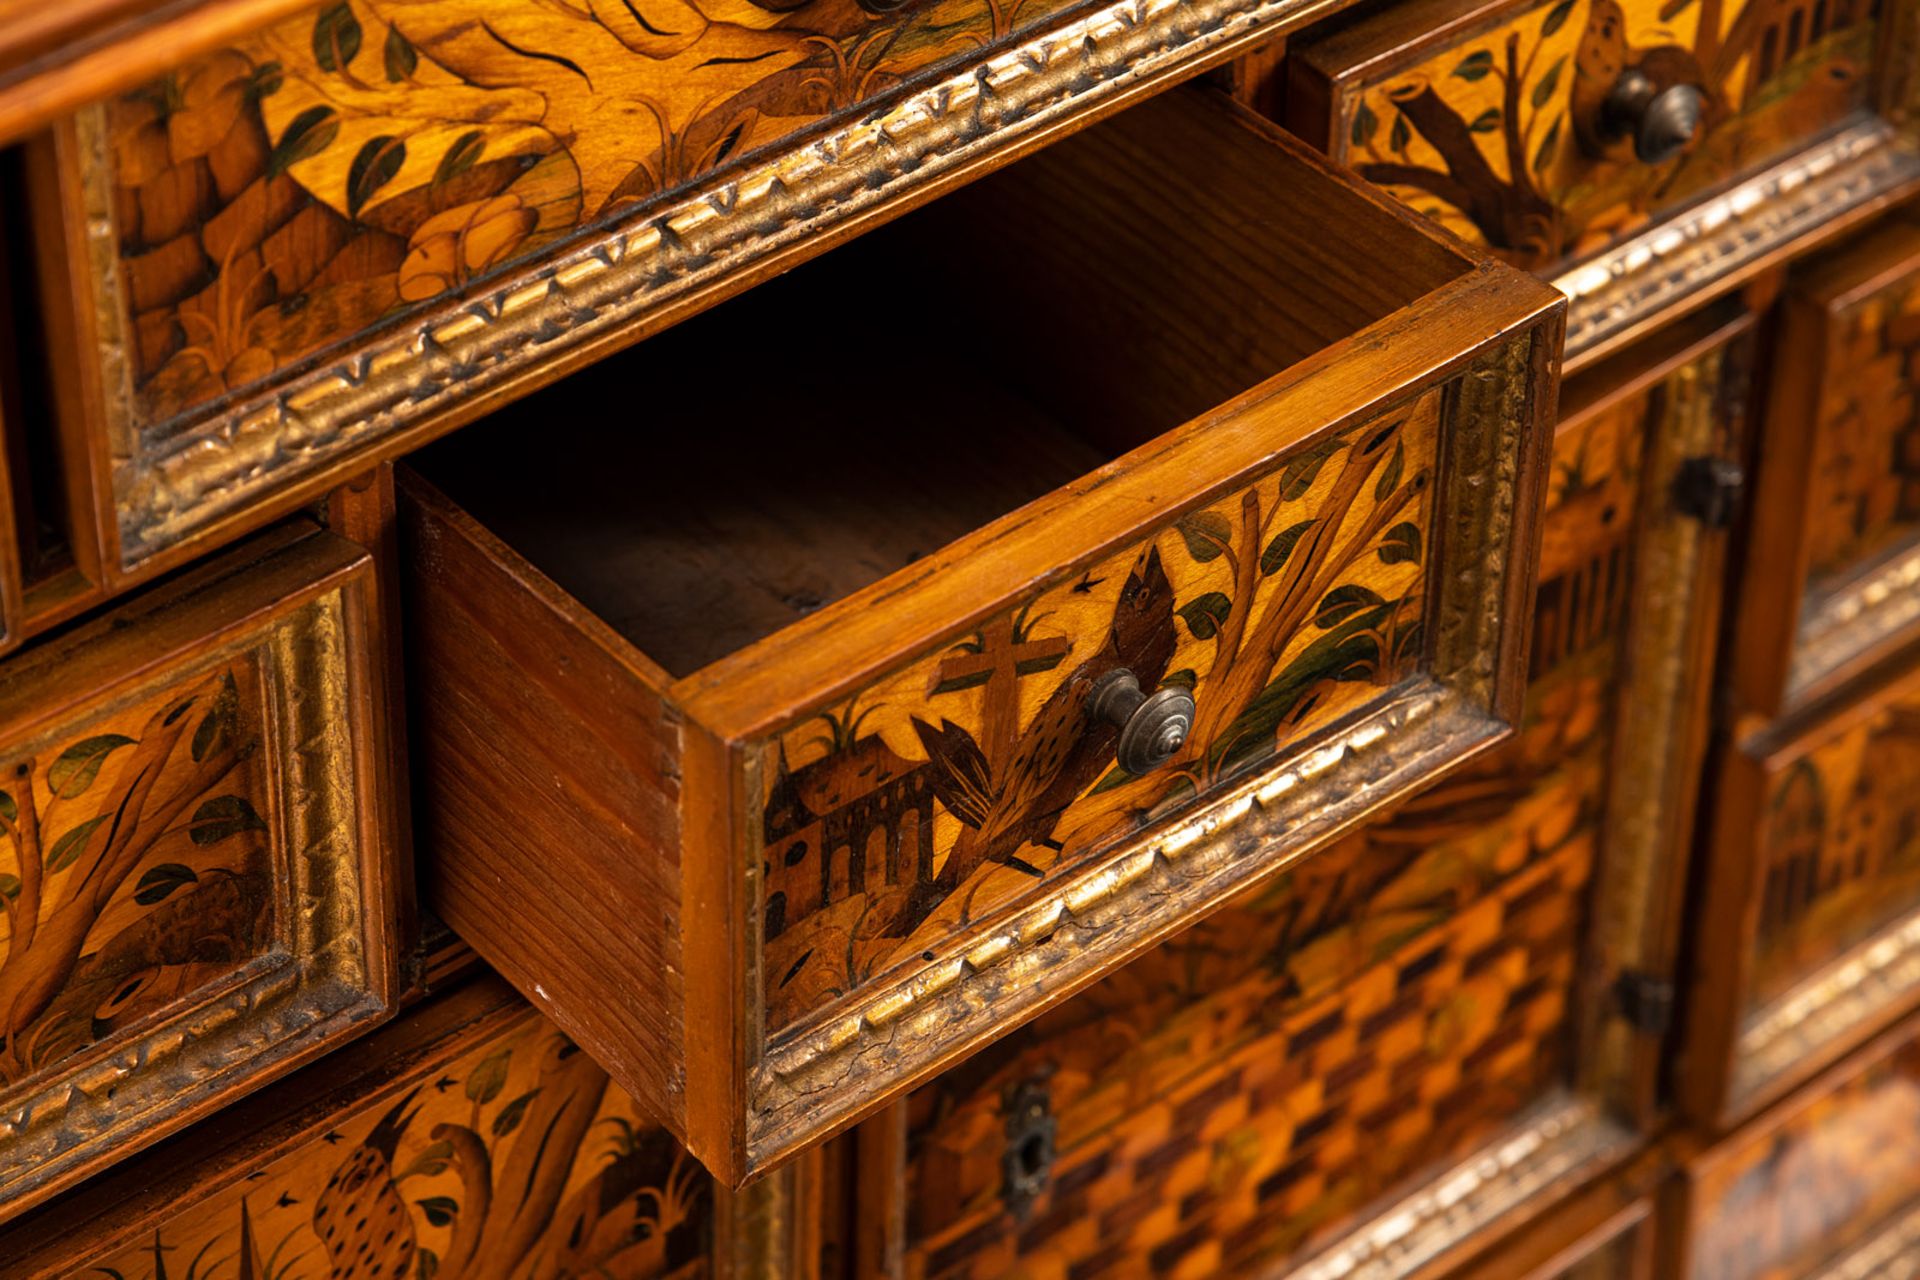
[{"xmin": 932, "ymin": 613, "xmax": 1071, "ymax": 763}]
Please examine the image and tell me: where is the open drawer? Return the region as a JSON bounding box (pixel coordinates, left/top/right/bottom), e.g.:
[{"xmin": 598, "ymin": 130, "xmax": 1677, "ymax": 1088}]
[{"xmin": 397, "ymin": 86, "xmax": 1563, "ymax": 1183}]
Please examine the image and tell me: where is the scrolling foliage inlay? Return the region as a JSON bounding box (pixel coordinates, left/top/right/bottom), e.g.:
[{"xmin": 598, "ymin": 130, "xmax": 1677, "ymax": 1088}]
[
  {"xmin": 103, "ymin": 0, "xmax": 1080, "ymax": 428},
  {"xmin": 759, "ymin": 395, "xmax": 1440, "ymax": 1033},
  {"xmin": 1340, "ymin": 0, "xmax": 1874, "ymax": 270},
  {"xmin": 90, "ymin": 1012, "xmax": 715, "ymax": 1280},
  {"xmin": 0, "ymin": 664, "xmax": 274, "ymax": 1088}
]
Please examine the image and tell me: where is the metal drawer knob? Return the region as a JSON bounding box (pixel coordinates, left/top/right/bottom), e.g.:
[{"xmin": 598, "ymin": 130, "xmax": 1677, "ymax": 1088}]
[
  {"xmin": 1601, "ymin": 69, "xmax": 1705, "ymax": 164},
  {"xmin": 1088, "ymin": 669, "xmax": 1195, "ymax": 775}
]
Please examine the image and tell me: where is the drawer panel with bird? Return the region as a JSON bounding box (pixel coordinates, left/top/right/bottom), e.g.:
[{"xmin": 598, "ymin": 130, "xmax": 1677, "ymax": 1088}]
[
  {"xmin": 0, "ymin": 521, "xmax": 398, "ymax": 1224},
  {"xmin": 1727, "ymin": 214, "xmax": 1920, "ymax": 718},
  {"xmin": 845, "ymin": 310, "xmax": 1749, "ymax": 1280},
  {"xmin": 1286, "ymin": 0, "xmax": 1920, "ymax": 365},
  {"xmin": 1670, "ymin": 1007, "xmax": 1920, "ymax": 1280},
  {"xmin": 394, "ymin": 86, "xmax": 1562, "ymax": 1183},
  {"xmin": 1682, "ymin": 649, "xmax": 1920, "ymax": 1127},
  {"xmin": 0, "ymin": 976, "xmax": 812, "ymax": 1279}
]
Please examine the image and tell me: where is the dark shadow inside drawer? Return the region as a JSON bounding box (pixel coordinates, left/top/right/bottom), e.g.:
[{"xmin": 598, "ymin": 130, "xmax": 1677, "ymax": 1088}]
[{"xmin": 410, "ymin": 89, "xmax": 1464, "ymax": 678}]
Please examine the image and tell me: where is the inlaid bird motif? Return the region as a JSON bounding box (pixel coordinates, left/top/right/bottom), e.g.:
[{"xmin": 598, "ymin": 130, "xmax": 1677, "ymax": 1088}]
[
  {"xmin": 311, "ymin": 1089, "xmax": 421, "ymax": 1279},
  {"xmin": 886, "ymin": 547, "xmax": 1178, "ymax": 937}
]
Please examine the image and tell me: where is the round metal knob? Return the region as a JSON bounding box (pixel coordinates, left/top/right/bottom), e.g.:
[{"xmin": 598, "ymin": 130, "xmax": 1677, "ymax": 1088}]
[
  {"xmin": 1601, "ymin": 69, "xmax": 1705, "ymax": 164},
  {"xmin": 1087, "ymin": 669, "xmax": 1195, "ymax": 775}
]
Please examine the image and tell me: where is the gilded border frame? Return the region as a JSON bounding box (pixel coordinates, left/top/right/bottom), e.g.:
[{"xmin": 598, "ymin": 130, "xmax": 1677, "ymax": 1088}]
[{"xmin": 0, "ymin": 568, "xmax": 391, "ymax": 1221}]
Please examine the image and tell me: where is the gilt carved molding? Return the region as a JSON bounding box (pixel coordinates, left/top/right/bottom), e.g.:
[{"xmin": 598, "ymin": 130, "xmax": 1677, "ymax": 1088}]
[
  {"xmin": 1556, "ymin": 120, "xmax": 1920, "ymax": 364},
  {"xmin": 77, "ymin": 0, "xmax": 1339, "ymax": 573}
]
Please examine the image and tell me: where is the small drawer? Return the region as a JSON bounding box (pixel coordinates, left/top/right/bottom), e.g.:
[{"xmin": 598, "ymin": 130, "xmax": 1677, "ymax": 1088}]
[
  {"xmin": 849, "ymin": 306, "xmax": 1743, "ymax": 1280},
  {"xmin": 0, "ymin": 522, "xmax": 397, "ymax": 1222},
  {"xmin": 1731, "ymin": 215, "xmax": 1920, "ymax": 717},
  {"xmin": 398, "ymin": 86, "xmax": 1562, "ymax": 1181},
  {"xmin": 0, "ymin": 976, "xmax": 808, "ymax": 1279},
  {"xmin": 1287, "ymin": 0, "xmax": 1920, "ymax": 364},
  {"xmin": 1685, "ymin": 649, "xmax": 1920, "ymax": 1125},
  {"xmin": 1671, "ymin": 1008, "xmax": 1920, "ymax": 1280}
]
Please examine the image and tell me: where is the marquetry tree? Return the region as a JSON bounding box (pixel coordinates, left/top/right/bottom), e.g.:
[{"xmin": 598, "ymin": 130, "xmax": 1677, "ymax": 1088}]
[
  {"xmin": 0, "ymin": 671, "xmax": 267, "ymax": 1081},
  {"xmin": 1160, "ymin": 412, "xmax": 1430, "ymax": 792}
]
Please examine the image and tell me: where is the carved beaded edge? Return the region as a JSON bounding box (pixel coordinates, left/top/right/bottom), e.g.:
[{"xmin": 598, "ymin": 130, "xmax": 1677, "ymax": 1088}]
[
  {"xmin": 744, "ymin": 336, "xmax": 1543, "ymax": 1162},
  {"xmin": 1790, "ymin": 540, "xmax": 1920, "ymax": 703},
  {"xmin": 1288, "ymin": 1093, "xmax": 1633, "ymax": 1280},
  {"xmin": 0, "ymin": 586, "xmax": 388, "ymax": 1214},
  {"xmin": 1556, "ymin": 119, "xmax": 1920, "ymax": 362},
  {"xmin": 1812, "ymin": 1198, "xmax": 1920, "ymax": 1280},
  {"xmin": 76, "ymin": 0, "xmax": 1327, "ymax": 572}
]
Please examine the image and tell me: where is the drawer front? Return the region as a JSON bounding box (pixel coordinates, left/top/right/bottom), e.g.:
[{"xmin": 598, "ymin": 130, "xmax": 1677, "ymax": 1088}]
[
  {"xmin": 761, "ymin": 388, "xmax": 1446, "ymax": 1035},
  {"xmin": 0, "ymin": 526, "xmax": 396, "ymax": 1220},
  {"xmin": 854, "ymin": 330, "xmax": 1729, "ymax": 1280},
  {"xmin": 1677, "ymin": 1012, "xmax": 1920, "ymax": 1280},
  {"xmin": 1732, "ymin": 216, "xmax": 1920, "ymax": 715},
  {"xmin": 403, "ymin": 88, "xmax": 1563, "ymax": 1181},
  {"xmin": 1, "ymin": 978, "xmax": 806, "ymax": 1279},
  {"xmin": 1687, "ymin": 651, "xmax": 1920, "ymax": 1121},
  {"xmin": 1288, "ymin": 0, "xmax": 1920, "ymax": 361},
  {"xmin": 28, "ymin": 0, "xmax": 1333, "ymax": 583}
]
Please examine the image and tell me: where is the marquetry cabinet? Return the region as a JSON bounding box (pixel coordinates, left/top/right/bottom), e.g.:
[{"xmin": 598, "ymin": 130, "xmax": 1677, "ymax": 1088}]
[{"xmin": 0, "ymin": 0, "xmax": 1918, "ymax": 1273}]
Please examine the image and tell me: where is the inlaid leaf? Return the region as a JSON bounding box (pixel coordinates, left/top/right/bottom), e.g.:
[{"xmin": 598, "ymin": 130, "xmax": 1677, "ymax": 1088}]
[
  {"xmin": 492, "ymin": 1088, "xmax": 541, "ymax": 1137},
  {"xmin": 46, "ymin": 815, "xmax": 108, "ymax": 873},
  {"xmin": 347, "ymin": 135, "xmax": 407, "ymax": 219},
  {"xmin": 313, "ymin": 3, "xmax": 362, "ymax": 73},
  {"xmin": 1163, "ymin": 668, "xmax": 1199, "ymax": 689},
  {"xmin": 188, "ymin": 795, "xmax": 268, "ymax": 846},
  {"xmin": 1389, "ymin": 112, "xmax": 1411, "ymax": 153},
  {"xmin": 417, "ymin": 1196, "xmax": 459, "ymax": 1228},
  {"xmin": 1540, "ymin": 0, "xmax": 1577, "ymax": 37},
  {"xmin": 246, "ymin": 60, "xmax": 285, "ymax": 101},
  {"xmin": 467, "ymin": 1048, "xmax": 510, "ymax": 1104},
  {"xmin": 193, "ymin": 672, "xmax": 240, "ymax": 762},
  {"xmin": 396, "ymin": 1139, "xmax": 453, "ymax": 1181},
  {"xmin": 0, "ymin": 873, "xmax": 18, "ymax": 902},
  {"xmin": 268, "ymin": 106, "xmax": 339, "ymax": 177},
  {"xmin": 1531, "ymin": 56, "xmax": 1566, "ymax": 108},
  {"xmin": 1395, "ymin": 620, "xmax": 1426, "ymax": 662},
  {"xmin": 1374, "ymin": 440, "xmax": 1405, "ymax": 501},
  {"xmin": 1280, "ymin": 440, "xmax": 1346, "ymax": 501},
  {"xmin": 1378, "ymin": 521, "xmax": 1423, "ymax": 565},
  {"xmin": 133, "ymin": 863, "xmax": 200, "ymax": 906},
  {"xmin": 418, "ymin": 1249, "xmax": 441, "ymax": 1280},
  {"xmin": 1351, "ymin": 101, "xmax": 1378, "ymax": 148},
  {"xmin": 1658, "ymin": 0, "xmax": 1695, "ymax": 17},
  {"xmin": 384, "ymin": 25, "xmax": 418, "ymax": 81},
  {"xmin": 48, "ymin": 734, "xmax": 136, "ymax": 798},
  {"xmin": 0, "ymin": 789, "xmax": 14, "ymax": 824},
  {"xmin": 1175, "ymin": 511, "xmax": 1232, "ymax": 562},
  {"xmin": 1178, "ymin": 592, "xmax": 1233, "ymax": 640},
  {"xmin": 1261, "ymin": 520, "xmax": 1316, "ymax": 576},
  {"xmin": 1534, "ymin": 116, "xmax": 1563, "ymax": 174},
  {"xmin": 434, "ymin": 131, "xmax": 486, "ymax": 187},
  {"xmin": 1315, "ymin": 584, "xmax": 1386, "ymax": 629},
  {"xmin": 1452, "ymin": 49, "xmax": 1495, "ymax": 80},
  {"xmin": 1469, "ymin": 107, "xmax": 1502, "ymax": 132}
]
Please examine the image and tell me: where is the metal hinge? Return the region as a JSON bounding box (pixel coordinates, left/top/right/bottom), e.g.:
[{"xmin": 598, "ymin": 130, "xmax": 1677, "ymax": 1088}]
[
  {"xmin": 1673, "ymin": 456, "xmax": 1745, "ymax": 528},
  {"xmin": 1614, "ymin": 970, "xmax": 1676, "ymax": 1035}
]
